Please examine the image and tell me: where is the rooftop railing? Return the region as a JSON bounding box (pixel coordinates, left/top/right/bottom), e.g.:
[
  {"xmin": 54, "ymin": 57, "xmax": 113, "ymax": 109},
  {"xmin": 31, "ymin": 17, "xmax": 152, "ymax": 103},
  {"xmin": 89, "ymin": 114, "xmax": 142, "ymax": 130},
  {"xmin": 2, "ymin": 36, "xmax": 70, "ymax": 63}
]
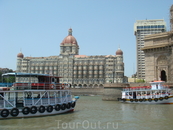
[
  {"xmin": 12, "ymin": 82, "xmax": 68, "ymax": 90},
  {"xmin": 123, "ymin": 85, "xmax": 170, "ymax": 91}
]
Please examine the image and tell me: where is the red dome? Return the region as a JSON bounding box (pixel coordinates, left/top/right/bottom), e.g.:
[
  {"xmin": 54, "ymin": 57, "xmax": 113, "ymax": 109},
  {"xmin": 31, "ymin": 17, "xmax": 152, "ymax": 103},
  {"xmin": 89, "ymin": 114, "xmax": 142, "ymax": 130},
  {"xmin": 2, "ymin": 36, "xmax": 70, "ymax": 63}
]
[
  {"xmin": 61, "ymin": 35, "xmax": 78, "ymax": 45},
  {"xmin": 61, "ymin": 28, "xmax": 78, "ymax": 45},
  {"xmin": 116, "ymin": 48, "xmax": 123, "ymax": 55},
  {"xmin": 17, "ymin": 52, "xmax": 24, "ymax": 58}
]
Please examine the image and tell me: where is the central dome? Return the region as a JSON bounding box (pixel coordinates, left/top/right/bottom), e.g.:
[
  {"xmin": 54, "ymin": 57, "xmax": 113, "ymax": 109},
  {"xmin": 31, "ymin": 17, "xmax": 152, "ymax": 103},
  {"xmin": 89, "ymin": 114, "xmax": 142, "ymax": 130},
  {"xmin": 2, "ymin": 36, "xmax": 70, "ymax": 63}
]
[
  {"xmin": 17, "ymin": 52, "xmax": 24, "ymax": 58},
  {"xmin": 116, "ymin": 48, "xmax": 123, "ymax": 55},
  {"xmin": 61, "ymin": 28, "xmax": 78, "ymax": 46}
]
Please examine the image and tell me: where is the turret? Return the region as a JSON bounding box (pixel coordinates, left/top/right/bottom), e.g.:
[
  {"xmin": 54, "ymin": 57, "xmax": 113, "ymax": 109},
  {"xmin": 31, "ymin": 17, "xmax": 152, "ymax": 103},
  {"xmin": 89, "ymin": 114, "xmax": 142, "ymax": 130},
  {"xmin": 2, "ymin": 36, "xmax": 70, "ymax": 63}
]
[
  {"xmin": 16, "ymin": 52, "xmax": 24, "ymax": 72},
  {"xmin": 115, "ymin": 48, "xmax": 124, "ymax": 83}
]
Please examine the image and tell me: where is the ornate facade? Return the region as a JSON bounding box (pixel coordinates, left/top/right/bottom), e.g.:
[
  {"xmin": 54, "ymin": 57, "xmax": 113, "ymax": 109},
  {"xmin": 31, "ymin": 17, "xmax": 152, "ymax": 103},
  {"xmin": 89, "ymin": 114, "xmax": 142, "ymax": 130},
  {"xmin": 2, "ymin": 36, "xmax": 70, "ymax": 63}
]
[
  {"xmin": 142, "ymin": 5, "xmax": 173, "ymax": 82},
  {"xmin": 16, "ymin": 28, "xmax": 125, "ymax": 87}
]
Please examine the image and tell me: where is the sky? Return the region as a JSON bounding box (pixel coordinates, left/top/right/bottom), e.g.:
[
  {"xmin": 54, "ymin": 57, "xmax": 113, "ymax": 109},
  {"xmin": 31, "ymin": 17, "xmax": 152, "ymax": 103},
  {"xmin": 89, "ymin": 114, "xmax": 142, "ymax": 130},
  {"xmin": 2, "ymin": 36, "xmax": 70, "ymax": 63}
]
[{"xmin": 0, "ymin": 0, "xmax": 172, "ymax": 77}]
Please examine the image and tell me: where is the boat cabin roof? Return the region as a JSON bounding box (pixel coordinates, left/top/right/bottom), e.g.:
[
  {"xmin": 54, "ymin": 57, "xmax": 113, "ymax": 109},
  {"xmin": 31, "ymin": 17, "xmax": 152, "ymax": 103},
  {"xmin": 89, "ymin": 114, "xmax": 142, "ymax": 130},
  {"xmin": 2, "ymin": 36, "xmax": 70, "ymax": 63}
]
[
  {"xmin": 149, "ymin": 80, "xmax": 165, "ymax": 85},
  {"xmin": 2, "ymin": 73, "xmax": 61, "ymax": 79},
  {"xmin": 122, "ymin": 80, "xmax": 168, "ymax": 92}
]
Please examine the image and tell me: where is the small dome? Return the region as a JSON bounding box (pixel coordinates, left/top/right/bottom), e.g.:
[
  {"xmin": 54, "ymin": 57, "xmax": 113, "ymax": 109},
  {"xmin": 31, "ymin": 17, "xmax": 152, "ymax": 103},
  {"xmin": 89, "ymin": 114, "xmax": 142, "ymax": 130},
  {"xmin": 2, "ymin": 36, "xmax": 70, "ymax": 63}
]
[
  {"xmin": 17, "ymin": 52, "xmax": 24, "ymax": 58},
  {"xmin": 61, "ymin": 28, "xmax": 78, "ymax": 46},
  {"xmin": 116, "ymin": 48, "xmax": 123, "ymax": 55}
]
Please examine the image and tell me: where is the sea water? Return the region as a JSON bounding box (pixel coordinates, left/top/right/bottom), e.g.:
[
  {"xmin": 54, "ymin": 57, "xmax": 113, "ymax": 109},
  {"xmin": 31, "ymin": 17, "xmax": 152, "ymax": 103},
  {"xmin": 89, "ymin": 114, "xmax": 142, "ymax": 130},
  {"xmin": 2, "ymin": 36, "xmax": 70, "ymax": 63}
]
[{"xmin": 0, "ymin": 96, "xmax": 173, "ymax": 130}]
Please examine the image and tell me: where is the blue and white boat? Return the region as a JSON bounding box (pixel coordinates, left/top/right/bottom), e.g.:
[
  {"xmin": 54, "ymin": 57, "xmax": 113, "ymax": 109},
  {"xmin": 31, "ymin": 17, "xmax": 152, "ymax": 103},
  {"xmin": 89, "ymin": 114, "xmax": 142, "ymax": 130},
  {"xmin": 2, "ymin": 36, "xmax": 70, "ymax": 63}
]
[
  {"xmin": 0, "ymin": 73, "xmax": 79, "ymax": 119},
  {"xmin": 118, "ymin": 81, "xmax": 173, "ymax": 104}
]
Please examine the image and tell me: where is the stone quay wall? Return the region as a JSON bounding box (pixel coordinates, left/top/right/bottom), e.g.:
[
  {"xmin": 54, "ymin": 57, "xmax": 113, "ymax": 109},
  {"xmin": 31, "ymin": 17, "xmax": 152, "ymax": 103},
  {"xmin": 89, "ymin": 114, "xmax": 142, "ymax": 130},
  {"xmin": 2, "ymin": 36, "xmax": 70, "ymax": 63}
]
[
  {"xmin": 71, "ymin": 88, "xmax": 103, "ymax": 96},
  {"xmin": 102, "ymin": 83, "xmax": 129, "ymax": 101}
]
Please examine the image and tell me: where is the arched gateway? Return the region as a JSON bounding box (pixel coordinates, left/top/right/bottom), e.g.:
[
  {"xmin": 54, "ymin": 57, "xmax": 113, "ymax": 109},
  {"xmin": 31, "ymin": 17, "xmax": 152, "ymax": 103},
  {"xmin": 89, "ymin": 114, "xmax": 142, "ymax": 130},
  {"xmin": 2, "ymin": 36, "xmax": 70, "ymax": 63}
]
[
  {"xmin": 157, "ymin": 55, "xmax": 168, "ymax": 82},
  {"xmin": 160, "ymin": 70, "xmax": 167, "ymax": 82}
]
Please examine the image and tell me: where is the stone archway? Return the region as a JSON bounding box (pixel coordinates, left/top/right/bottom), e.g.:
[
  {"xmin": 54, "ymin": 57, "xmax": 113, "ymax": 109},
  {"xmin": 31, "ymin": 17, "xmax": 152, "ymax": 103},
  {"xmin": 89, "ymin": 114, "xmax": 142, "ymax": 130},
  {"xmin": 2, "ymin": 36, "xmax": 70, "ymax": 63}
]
[
  {"xmin": 83, "ymin": 84, "xmax": 87, "ymax": 87},
  {"xmin": 157, "ymin": 55, "xmax": 167, "ymax": 65},
  {"xmin": 160, "ymin": 70, "xmax": 167, "ymax": 82},
  {"xmin": 157, "ymin": 55, "xmax": 168, "ymax": 81}
]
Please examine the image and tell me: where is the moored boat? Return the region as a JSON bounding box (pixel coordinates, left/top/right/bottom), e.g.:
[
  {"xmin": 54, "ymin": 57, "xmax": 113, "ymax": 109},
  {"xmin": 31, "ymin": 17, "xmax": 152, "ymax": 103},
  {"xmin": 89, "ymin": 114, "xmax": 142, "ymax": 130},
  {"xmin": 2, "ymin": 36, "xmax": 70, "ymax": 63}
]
[
  {"xmin": 118, "ymin": 80, "xmax": 173, "ymax": 104},
  {"xmin": 0, "ymin": 73, "xmax": 79, "ymax": 119}
]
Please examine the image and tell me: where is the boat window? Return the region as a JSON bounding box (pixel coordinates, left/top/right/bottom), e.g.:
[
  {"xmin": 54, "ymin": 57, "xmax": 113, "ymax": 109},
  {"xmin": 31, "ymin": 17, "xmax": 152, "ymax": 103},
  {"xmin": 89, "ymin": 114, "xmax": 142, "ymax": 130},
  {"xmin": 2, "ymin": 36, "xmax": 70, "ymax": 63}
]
[
  {"xmin": 25, "ymin": 92, "xmax": 32, "ymax": 99},
  {"xmin": 0, "ymin": 93, "xmax": 4, "ymax": 100},
  {"xmin": 62, "ymin": 91, "xmax": 66, "ymax": 97},
  {"xmin": 55, "ymin": 78, "xmax": 57, "ymax": 83},
  {"xmin": 32, "ymin": 92, "xmax": 40, "ymax": 98},
  {"xmin": 56, "ymin": 91, "xmax": 60, "ymax": 97},
  {"xmin": 8, "ymin": 92, "xmax": 15, "ymax": 100},
  {"xmin": 156, "ymin": 84, "xmax": 158, "ymax": 89},
  {"xmin": 45, "ymin": 77, "xmax": 51, "ymax": 83},
  {"xmin": 129, "ymin": 92, "xmax": 132, "ymax": 96},
  {"xmin": 44, "ymin": 92, "xmax": 49, "ymax": 98},
  {"xmin": 52, "ymin": 78, "xmax": 56, "ymax": 83},
  {"xmin": 50, "ymin": 92, "xmax": 55, "ymax": 98},
  {"xmin": 38, "ymin": 77, "xmax": 45, "ymax": 82}
]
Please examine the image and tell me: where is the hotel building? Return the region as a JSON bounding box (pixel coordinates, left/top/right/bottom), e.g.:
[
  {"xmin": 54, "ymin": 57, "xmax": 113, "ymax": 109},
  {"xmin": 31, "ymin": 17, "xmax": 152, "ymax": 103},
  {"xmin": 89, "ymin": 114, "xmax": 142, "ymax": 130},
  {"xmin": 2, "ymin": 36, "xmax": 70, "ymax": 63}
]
[{"xmin": 16, "ymin": 28, "xmax": 125, "ymax": 87}]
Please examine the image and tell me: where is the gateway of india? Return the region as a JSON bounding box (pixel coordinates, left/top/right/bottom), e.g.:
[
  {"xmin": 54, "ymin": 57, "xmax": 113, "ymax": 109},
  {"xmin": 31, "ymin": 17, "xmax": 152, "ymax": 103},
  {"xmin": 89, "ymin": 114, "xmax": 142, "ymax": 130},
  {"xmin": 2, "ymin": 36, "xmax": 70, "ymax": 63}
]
[
  {"xmin": 142, "ymin": 5, "xmax": 173, "ymax": 82},
  {"xmin": 16, "ymin": 28, "xmax": 125, "ymax": 87}
]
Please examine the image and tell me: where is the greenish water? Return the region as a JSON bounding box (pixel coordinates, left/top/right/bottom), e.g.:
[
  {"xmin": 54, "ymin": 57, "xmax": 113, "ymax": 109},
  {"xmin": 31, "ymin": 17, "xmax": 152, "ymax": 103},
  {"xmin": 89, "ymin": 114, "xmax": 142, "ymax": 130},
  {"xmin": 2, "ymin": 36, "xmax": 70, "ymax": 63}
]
[{"xmin": 0, "ymin": 96, "xmax": 173, "ymax": 130}]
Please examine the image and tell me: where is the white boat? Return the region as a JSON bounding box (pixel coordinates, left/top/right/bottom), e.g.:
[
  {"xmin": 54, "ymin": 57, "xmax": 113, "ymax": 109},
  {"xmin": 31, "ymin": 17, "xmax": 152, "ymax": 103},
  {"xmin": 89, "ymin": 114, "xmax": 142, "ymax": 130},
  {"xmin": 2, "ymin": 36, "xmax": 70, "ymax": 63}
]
[
  {"xmin": 118, "ymin": 80, "xmax": 173, "ymax": 104},
  {"xmin": 0, "ymin": 73, "xmax": 79, "ymax": 119}
]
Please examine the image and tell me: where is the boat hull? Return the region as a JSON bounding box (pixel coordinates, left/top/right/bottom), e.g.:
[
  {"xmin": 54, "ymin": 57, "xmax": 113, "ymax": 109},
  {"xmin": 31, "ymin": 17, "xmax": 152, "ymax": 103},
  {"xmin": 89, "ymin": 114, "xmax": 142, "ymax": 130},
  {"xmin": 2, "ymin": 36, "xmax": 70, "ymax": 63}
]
[
  {"xmin": 0, "ymin": 104, "xmax": 76, "ymax": 119},
  {"xmin": 118, "ymin": 96, "xmax": 173, "ymax": 104}
]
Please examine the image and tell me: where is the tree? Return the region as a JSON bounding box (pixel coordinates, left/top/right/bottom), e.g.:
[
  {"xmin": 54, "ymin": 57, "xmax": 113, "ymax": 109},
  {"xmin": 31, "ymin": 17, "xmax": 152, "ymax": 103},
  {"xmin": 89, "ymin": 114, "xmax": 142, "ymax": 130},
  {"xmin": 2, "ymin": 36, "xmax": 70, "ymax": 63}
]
[
  {"xmin": 136, "ymin": 79, "xmax": 145, "ymax": 83},
  {"xmin": 3, "ymin": 76, "xmax": 15, "ymax": 83},
  {"xmin": 109, "ymin": 80, "xmax": 112, "ymax": 83},
  {"xmin": 0, "ymin": 72, "xmax": 2, "ymax": 82},
  {"xmin": 0, "ymin": 68, "xmax": 15, "ymax": 83}
]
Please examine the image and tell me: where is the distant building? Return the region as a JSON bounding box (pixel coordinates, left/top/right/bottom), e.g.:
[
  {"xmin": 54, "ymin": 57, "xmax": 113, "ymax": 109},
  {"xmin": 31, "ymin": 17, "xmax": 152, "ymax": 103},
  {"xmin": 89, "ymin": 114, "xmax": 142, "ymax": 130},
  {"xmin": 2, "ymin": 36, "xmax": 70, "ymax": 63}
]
[
  {"xmin": 142, "ymin": 5, "xmax": 173, "ymax": 82},
  {"xmin": 128, "ymin": 77, "xmax": 137, "ymax": 83},
  {"xmin": 0, "ymin": 68, "xmax": 13, "ymax": 73},
  {"xmin": 134, "ymin": 19, "xmax": 166, "ymax": 79},
  {"xmin": 16, "ymin": 28, "xmax": 125, "ymax": 87}
]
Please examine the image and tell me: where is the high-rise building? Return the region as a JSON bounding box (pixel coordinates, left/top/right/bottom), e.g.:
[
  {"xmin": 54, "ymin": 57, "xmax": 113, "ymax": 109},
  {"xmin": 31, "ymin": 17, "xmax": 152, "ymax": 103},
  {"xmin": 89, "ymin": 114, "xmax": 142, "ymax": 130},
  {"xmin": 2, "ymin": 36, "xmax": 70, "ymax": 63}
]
[
  {"xmin": 16, "ymin": 28, "xmax": 125, "ymax": 87},
  {"xmin": 134, "ymin": 19, "xmax": 166, "ymax": 79},
  {"xmin": 170, "ymin": 5, "xmax": 173, "ymax": 31}
]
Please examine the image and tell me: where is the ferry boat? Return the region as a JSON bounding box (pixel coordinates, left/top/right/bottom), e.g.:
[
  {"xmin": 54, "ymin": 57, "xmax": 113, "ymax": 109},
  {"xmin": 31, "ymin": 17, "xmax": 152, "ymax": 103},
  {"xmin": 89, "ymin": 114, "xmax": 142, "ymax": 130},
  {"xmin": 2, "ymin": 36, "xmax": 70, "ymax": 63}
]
[
  {"xmin": 118, "ymin": 81, "xmax": 173, "ymax": 104},
  {"xmin": 0, "ymin": 73, "xmax": 79, "ymax": 119}
]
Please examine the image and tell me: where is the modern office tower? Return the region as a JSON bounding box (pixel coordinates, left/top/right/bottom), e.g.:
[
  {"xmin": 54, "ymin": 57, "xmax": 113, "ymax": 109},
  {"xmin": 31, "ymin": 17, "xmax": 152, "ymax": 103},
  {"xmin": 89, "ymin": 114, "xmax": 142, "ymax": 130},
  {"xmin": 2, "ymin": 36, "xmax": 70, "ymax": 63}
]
[
  {"xmin": 170, "ymin": 5, "xmax": 173, "ymax": 31},
  {"xmin": 16, "ymin": 29, "xmax": 125, "ymax": 87},
  {"xmin": 134, "ymin": 19, "xmax": 166, "ymax": 79}
]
